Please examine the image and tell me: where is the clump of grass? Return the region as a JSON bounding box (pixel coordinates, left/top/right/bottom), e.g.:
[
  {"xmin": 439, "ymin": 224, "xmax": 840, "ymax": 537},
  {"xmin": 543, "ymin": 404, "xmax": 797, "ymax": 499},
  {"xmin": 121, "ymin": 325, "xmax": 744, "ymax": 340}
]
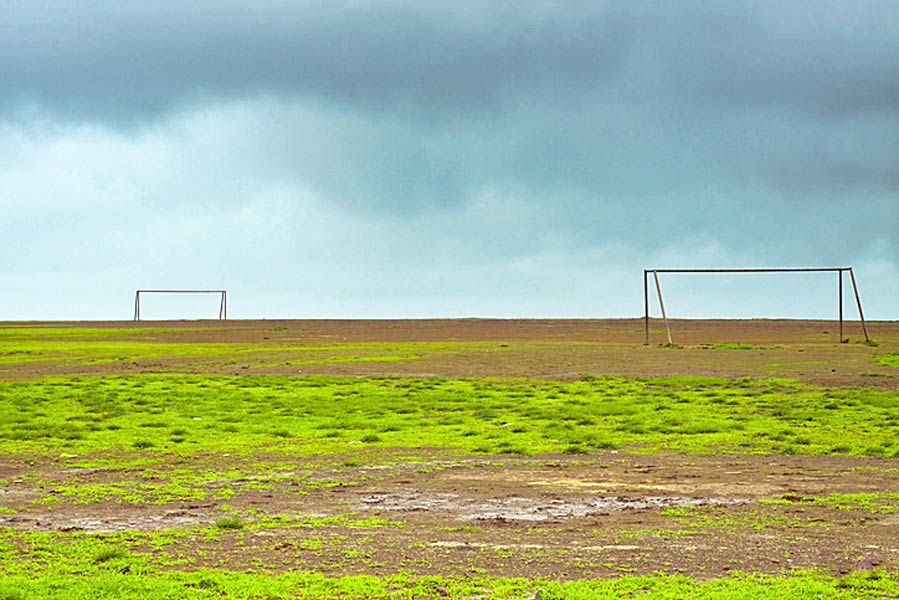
[
  {"xmin": 214, "ymin": 516, "xmax": 246, "ymax": 530},
  {"xmin": 589, "ymin": 438, "xmax": 617, "ymax": 450},
  {"xmin": 91, "ymin": 546, "xmax": 130, "ymax": 564},
  {"xmin": 875, "ymin": 354, "xmax": 899, "ymax": 367}
]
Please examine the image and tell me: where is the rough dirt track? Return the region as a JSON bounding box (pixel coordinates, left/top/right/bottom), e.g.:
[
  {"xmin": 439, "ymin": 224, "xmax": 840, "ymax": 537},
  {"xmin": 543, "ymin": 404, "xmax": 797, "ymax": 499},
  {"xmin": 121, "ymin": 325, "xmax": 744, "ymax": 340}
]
[
  {"xmin": 2, "ymin": 319, "xmax": 899, "ymax": 580},
  {"xmin": 5, "ymin": 318, "xmax": 898, "ymax": 389}
]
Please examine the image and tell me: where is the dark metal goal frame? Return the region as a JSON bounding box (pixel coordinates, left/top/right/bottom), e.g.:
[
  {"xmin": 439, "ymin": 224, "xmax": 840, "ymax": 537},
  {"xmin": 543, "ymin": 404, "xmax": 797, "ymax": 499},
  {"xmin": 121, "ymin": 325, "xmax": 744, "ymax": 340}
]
[
  {"xmin": 133, "ymin": 289, "xmax": 227, "ymax": 321},
  {"xmin": 643, "ymin": 268, "xmax": 869, "ymax": 345}
]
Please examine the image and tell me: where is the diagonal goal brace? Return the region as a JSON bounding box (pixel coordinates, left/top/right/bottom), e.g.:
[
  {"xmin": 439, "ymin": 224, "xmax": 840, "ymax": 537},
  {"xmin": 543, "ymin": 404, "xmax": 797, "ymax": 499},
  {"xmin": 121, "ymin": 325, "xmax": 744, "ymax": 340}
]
[
  {"xmin": 643, "ymin": 268, "xmax": 870, "ymax": 346},
  {"xmin": 133, "ymin": 289, "xmax": 228, "ymax": 321}
]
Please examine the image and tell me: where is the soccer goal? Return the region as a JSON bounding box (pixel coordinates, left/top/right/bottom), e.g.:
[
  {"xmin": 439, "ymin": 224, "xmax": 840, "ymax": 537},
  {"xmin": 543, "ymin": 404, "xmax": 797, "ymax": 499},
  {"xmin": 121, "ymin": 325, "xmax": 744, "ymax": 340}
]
[
  {"xmin": 643, "ymin": 268, "xmax": 870, "ymax": 345},
  {"xmin": 133, "ymin": 289, "xmax": 228, "ymax": 321}
]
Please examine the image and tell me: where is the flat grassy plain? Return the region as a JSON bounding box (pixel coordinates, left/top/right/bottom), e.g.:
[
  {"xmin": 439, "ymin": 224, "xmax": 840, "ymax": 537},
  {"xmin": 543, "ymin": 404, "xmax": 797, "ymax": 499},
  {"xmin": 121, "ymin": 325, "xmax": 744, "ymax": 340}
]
[{"xmin": 1, "ymin": 319, "xmax": 899, "ymax": 598}]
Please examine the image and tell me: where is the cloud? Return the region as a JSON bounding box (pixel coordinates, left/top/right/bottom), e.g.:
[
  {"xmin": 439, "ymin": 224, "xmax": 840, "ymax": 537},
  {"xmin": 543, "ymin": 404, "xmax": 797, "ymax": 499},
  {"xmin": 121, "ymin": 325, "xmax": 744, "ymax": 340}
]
[
  {"xmin": 1, "ymin": 2, "xmax": 897, "ymax": 319},
  {"xmin": 0, "ymin": 1, "xmax": 638, "ymax": 125},
  {"xmin": 4, "ymin": 2, "xmax": 897, "ymax": 124},
  {"xmin": 627, "ymin": 2, "xmax": 899, "ymax": 117}
]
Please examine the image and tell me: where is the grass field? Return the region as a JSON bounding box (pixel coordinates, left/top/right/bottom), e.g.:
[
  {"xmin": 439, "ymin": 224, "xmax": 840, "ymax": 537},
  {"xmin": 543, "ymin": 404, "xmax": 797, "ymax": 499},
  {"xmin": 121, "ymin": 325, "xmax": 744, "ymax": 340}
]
[{"xmin": 1, "ymin": 319, "xmax": 898, "ymax": 598}]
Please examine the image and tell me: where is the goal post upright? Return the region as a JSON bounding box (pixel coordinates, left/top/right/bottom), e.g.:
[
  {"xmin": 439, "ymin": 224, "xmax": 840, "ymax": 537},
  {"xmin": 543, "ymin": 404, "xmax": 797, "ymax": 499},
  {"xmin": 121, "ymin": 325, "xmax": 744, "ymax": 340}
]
[
  {"xmin": 642, "ymin": 267, "xmax": 870, "ymax": 345},
  {"xmin": 839, "ymin": 270, "xmax": 843, "ymax": 342},
  {"xmin": 219, "ymin": 290, "xmax": 228, "ymax": 320},
  {"xmin": 133, "ymin": 289, "xmax": 228, "ymax": 321},
  {"xmin": 643, "ymin": 270, "xmax": 650, "ymax": 345}
]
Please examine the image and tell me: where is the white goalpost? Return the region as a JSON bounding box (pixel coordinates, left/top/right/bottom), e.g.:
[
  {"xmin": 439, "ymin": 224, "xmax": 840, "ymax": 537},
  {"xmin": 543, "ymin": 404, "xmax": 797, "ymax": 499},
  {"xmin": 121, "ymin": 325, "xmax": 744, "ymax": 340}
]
[
  {"xmin": 133, "ymin": 289, "xmax": 228, "ymax": 321},
  {"xmin": 643, "ymin": 268, "xmax": 870, "ymax": 345}
]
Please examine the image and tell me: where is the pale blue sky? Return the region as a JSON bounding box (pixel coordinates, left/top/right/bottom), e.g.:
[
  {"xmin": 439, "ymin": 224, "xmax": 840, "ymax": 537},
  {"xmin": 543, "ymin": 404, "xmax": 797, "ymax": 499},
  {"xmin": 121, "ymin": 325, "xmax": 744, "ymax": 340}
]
[{"xmin": 2, "ymin": 1, "xmax": 897, "ymax": 320}]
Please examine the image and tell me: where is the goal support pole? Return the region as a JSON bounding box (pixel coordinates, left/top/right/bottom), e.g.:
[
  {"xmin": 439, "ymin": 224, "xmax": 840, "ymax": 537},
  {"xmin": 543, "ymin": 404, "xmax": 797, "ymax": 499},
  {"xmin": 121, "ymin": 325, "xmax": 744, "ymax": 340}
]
[
  {"xmin": 849, "ymin": 268, "xmax": 870, "ymax": 343},
  {"xmin": 652, "ymin": 270, "xmax": 673, "ymax": 346}
]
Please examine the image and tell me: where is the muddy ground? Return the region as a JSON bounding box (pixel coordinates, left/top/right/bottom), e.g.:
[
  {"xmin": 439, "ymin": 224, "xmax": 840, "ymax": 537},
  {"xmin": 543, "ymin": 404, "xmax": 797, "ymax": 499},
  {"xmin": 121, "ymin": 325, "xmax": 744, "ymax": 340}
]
[
  {"xmin": 2, "ymin": 451, "xmax": 898, "ymax": 579},
  {"xmin": 2, "ymin": 319, "xmax": 899, "ymax": 580}
]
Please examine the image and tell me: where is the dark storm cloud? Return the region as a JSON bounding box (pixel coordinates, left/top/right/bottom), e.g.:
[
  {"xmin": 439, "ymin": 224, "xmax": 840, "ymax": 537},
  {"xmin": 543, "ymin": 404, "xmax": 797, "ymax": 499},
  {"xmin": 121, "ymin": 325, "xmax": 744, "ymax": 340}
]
[
  {"xmin": 0, "ymin": 1, "xmax": 637, "ymax": 124},
  {"xmin": 3, "ymin": 1, "xmax": 897, "ymax": 123},
  {"xmin": 652, "ymin": 2, "xmax": 899, "ymax": 115}
]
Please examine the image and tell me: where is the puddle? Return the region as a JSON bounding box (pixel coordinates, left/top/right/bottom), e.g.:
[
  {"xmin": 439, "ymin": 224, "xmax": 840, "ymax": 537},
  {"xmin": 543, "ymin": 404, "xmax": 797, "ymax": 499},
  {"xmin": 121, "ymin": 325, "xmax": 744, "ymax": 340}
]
[
  {"xmin": 359, "ymin": 491, "xmax": 747, "ymax": 522},
  {"xmin": 429, "ymin": 541, "xmax": 647, "ymax": 552},
  {"xmin": 0, "ymin": 509, "xmax": 209, "ymax": 533}
]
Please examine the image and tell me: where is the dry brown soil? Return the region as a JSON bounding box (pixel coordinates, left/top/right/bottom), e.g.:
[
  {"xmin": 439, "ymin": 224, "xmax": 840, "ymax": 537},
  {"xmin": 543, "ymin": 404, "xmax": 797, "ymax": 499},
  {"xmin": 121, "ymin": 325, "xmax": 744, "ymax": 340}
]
[{"xmin": 6, "ymin": 318, "xmax": 899, "ymax": 389}]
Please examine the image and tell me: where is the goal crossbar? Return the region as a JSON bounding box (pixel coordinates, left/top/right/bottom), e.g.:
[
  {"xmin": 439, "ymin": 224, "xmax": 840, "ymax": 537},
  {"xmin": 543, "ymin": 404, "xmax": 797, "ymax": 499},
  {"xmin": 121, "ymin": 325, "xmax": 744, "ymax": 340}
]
[
  {"xmin": 134, "ymin": 289, "xmax": 228, "ymax": 321},
  {"xmin": 643, "ymin": 267, "xmax": 869, "ymax": 345}
]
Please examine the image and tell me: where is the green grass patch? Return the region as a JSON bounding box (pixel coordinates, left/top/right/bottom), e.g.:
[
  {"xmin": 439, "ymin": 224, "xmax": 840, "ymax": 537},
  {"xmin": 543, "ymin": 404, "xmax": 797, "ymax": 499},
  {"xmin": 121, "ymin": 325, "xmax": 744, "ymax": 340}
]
[
  {"xmin": 762, "ymin": 492, "xmax": 899, "ymax": 515},
  {"xmin": 285, "ymin": 354, "xmax": 421, "ymax": 366},
  {"xmin": 2, "ymin": 374, "xmax": 899, "ymax": 458},
  {"xmin": 0, "ymin": 327, "xmax": 529, "ymax": 368},
  {"xmin": 0, "ymin": 566, "xmax": 896, "ymax": 599},
  {"xmin": 660, "ymin": 505, "xmax": 801, "ymax": 531},
  {"xmin": 700, "ymin": 343, "xmax": 768, "ymax": 350},
  {"xmin": 874, "ymin": 354, "xmax": 899, "ymax": 368}
]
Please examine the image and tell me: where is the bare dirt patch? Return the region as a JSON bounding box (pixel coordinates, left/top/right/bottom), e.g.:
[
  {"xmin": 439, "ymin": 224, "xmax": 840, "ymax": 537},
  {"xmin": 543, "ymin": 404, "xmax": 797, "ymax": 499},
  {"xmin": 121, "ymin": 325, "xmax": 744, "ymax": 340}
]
[{"xmin": 2, "ymin": 452, "xmax": 899, "ymax": 578}]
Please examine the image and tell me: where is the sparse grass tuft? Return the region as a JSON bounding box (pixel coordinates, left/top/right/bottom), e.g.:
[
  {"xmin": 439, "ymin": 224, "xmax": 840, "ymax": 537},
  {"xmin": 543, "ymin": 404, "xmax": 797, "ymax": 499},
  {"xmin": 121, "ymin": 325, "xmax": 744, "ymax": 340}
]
[
  {"xmin": 214, "ymin": 516, "xmax": 246, "ymax": 530},
  {"xmin": 91, "ymin": 546, "xmax": 130, "ymax": 564}
]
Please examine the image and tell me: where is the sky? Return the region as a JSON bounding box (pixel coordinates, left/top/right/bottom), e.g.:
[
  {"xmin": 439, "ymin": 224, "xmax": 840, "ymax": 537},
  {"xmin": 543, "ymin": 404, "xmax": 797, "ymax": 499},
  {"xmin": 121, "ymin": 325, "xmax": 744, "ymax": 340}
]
[{"xmin": 2, "ymin": 1, "xmax": 898, "ymax": 321}]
